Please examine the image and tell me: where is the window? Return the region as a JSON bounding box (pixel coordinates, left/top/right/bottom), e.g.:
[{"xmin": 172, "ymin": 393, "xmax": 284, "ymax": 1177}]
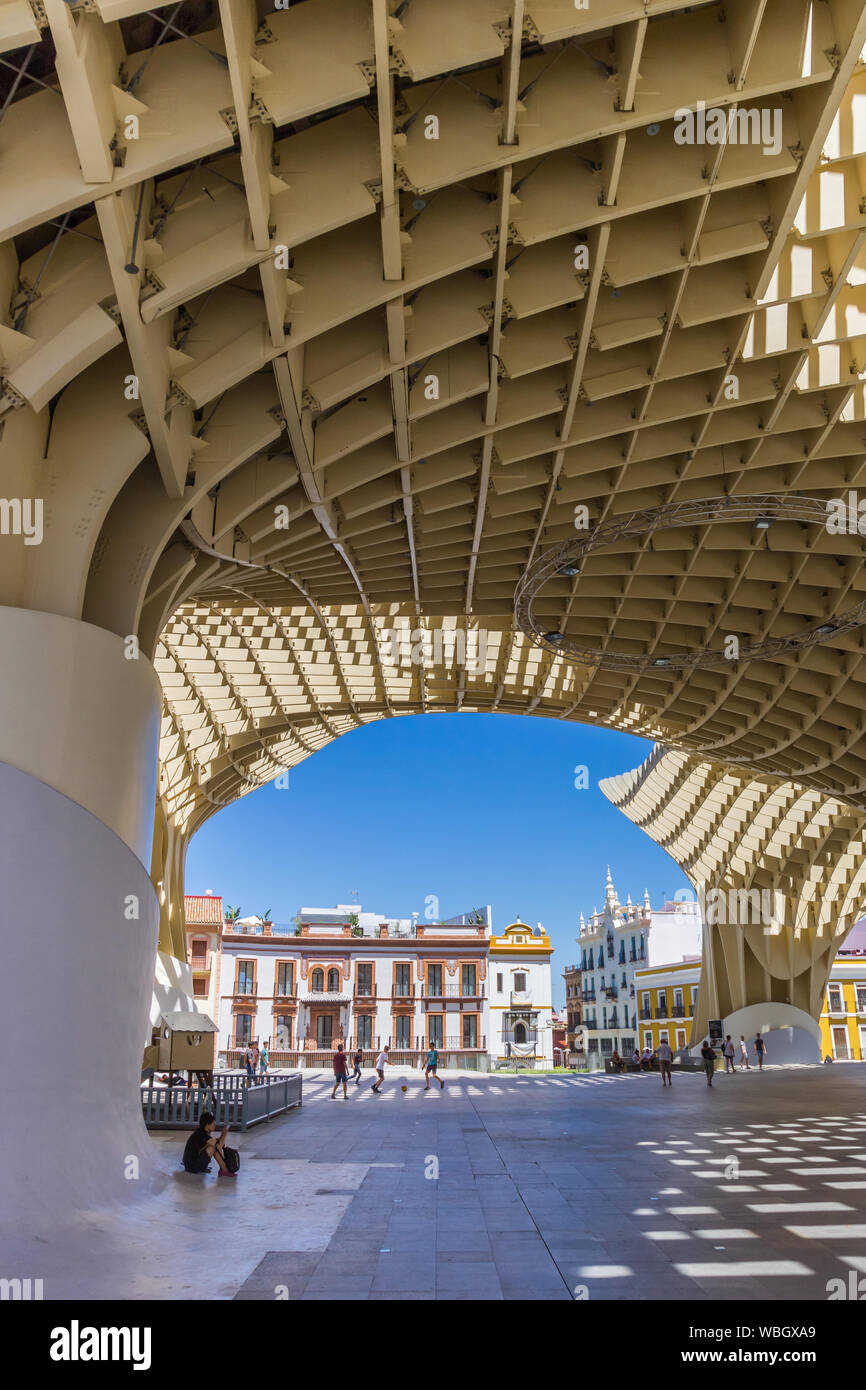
[
  {"xmin": 513, "ymin": 1021, "xmax": 526, "ymax": 1045},
  {"xmin": 622, "ymin": 1037, "xmax": 634, "ymax": 1055},
  {"xmin": 643, "ymin": 1031, "xmax": 652, "ymax": 1049},
  {"xmin": 276, "ymin": 962, "xmax": 294, "ymax": 996},
  {"xmin": 641, "ymin": 992, "xmax": 650, "ymax": 1012},
  {"xmin": 357, "ymin": 963, "xmax": 373, "ymax": 995},
  {"xmin": 190, "ymin": 938, "xmax": 208, "ymax": 966},
  {"xmin": 676, "ymin": 1029, "xmax": 686, "ymax": 1050},
  {"xmin": 274, "ymin": 1015, "xmax": 292, "ymax": 1048},
  {"xmin": 427, "ymin": 1015, "xmax": 442, "ymax": 1047},
  {"xmin": 659, "ymin": 1030, "xmax": 669, "ymax": 1044},
  {"xmin": 461, "ymin": 963, "xmax": 477, "ymax": 996},
  {"xmin": 235, "ymin": 1014, "xmax": 252, "ymax": 1047},
  {"xmin": 674, "ymin": 989, "xmax": 684, "ymax": 1015},
  {"xmin": 600, "ymin": 1038, "xmax": 613, "ymax": 1055},
  {"xmin": 395, "ymin": 963, "xmax": 411, "ymax": 996},
  {"xmin": 356, "ymin": 1014, "xmax": 372, "ymax": 1047},
  {"xmin": 316, "ymin": 1014, "xmax": 333, "ymax": 1047},
  {"xmin": 462, "ymin": 1015, "xmax": 478, "ymax": 1048},
  {"xmin": 828, "ymin": 986, "xmax": 844, "ymax": 1013},
  {"xmin": 311, "ymin": 968, "xmax": 324, "ymax": 993},
  {"xmin": 857, "ymin": 986, "xmax": 866, "ymax": 1013},
  {"xmin": 427, "ymin": 963, "xmax": 443, "ymax": 997},
  {"xmin": 327, "ymin": 967, "xmax": 340, "ymax": 992},
  {"xmin": 513, "ymin": 972, "xmax": 527, "ymax": 993},
  {"xmin": 192, "ymin": 977, "xmax": 207, "ymax": 997},
  {"xmin": 237, "ymin": 961, "xmax": 254, "ymax": 994},
  {"xmin": 588, "ymin": 1037, "xmax": 599, "ymax": 1053},
  {"xmin": 496, "ymin": 972, "xmax": 503, "ymax": 993},
  {"xmin": 832, "ymin": 1025, "xmax": 850, "ymax": 1059},
  {"xmin": 690, "ymin": 985, "xmax": 698, "ymax": 1006}
]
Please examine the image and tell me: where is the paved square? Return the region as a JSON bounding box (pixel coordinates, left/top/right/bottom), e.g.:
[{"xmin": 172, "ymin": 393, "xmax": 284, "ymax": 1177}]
[{"xmin": 227, "ymin": 1062, "xmax": 866, "ymax": 1301}]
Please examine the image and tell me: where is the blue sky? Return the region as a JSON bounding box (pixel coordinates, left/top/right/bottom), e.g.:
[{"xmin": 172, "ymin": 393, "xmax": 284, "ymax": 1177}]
[{"xmin": 186, "ymin": 713, "xmax": 692, "ymax": 1009}]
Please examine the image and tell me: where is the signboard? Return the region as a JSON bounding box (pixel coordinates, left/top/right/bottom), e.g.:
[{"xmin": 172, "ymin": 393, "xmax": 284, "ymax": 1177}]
[{"xmin": 708, "ymin": 1018, "xmax": 724, "ymax": 1044}]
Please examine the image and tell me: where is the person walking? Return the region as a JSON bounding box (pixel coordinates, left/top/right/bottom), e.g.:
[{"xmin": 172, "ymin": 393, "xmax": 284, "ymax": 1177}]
[
  {"xmin": 250, "ymin": 1040, "xmax": 260, "ymax": 1085},
  {"xmin": 723, "ymin": 1035, "xmax": 736, "ymax": 1073},
  {"xmin": 657, "ymin": 1036, "xmax": 673, "ymax": 1088},
  {"xmin": 350, "ymin": 1045, "xmax": 363, "ymax": 1085},
  {"xmin": 738, "ymin": 1035, "xmax": 750, "ymax": 1070},
  {"xmin": 331, "ymin": 1044, "xmax": 350, "ymax": 1099},
  {"xmin": 370, "ymin": 1044, "xmax": 389, "ymax": 1093},
  {"xmin": 700, "ymin": 1039, "xmax": 717, "ymax": 1087},
  {"xmin": 753, "ymin": 1032, "xmax": 767, "ymax": 1069},
  {"xmin": 258, "ymin": 1042, "xmax": 269, "ymax": 1081},
  {"xmin": 243, "ymin": 1041, "xmax": 255, "ymax": 1087},
  {"xmin": 424, "ymin": 1043, "xmax": 444, "ymax": 1090}
]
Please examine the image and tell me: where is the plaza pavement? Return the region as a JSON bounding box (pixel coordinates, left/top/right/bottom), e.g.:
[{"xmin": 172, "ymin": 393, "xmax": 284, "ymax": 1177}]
[
  {"xmin": 24, "ymin": 1062, "xmax": 866, "ymax": 1300},
  {"xmin": 222, "ymin": 1061, "xmax": 866, "ymax": 1301}
]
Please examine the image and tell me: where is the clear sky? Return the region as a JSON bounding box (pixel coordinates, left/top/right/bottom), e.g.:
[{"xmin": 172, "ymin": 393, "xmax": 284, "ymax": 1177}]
[{"xmin": 186, "ymin": 712, "xmax": 692, "ymax": 1009}]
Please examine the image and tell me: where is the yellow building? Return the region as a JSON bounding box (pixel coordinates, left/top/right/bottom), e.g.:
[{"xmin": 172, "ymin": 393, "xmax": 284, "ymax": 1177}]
[
  {"xmin": 637, "ymin": 945, "xmax": 866, "ymax": 1060},
  {"xmin": 634, "ymin": 958, "xmax": 701, "ymax": 1055},
  {"xmin": 819, "ymin": 957, "xmax": 866, "ymax": 1060},
  {"xmin": 488, "ymin": 920, "xmax": 555, "ymax": 1068}
]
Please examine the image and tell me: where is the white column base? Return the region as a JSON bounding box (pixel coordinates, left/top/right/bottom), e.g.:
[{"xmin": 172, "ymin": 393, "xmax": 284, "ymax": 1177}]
[{"xmin": 0, "ymin": 609, "xmax": 165, "ymax": 1241}]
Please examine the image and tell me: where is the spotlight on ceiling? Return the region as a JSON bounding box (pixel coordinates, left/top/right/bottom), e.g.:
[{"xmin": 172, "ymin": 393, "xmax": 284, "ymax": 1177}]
[
  {"xmin": 544, "ymin": 631, "xmax": 565, "ymax": 644},
  {"xmin": 652, "ymin": 657, "xmax": 672, "ymax": 667},
  {"xmin": 557, "ymin": 564, "xmax": 580, "ymax": 577},
  {"xmin": 815, "ymin": 623, "xmax": 837, "ymax": 636},
  {"xmin": 754, "ymin": 516, "xmax": 775, "ymax": 529}
]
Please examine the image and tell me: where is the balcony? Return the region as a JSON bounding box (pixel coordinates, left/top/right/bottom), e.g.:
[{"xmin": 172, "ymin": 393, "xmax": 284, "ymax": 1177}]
[
  {"xmin": 639, "ymin": 1008, "xmax": 652, "ymax": 1020},
  {"xmin": 423, "ymin": 983, "xmax": 486, "ymax": 998},
  {"xmin": 234, "ymin": 984, "xmax": 257, "ymax": 997},
  {"xmin": 655, "ymin": 1006, "xmax": 669, "ymax": 1019},
  {"xmin": 608, "ymin": 1012, "xmax": 619, "ymax": 1028},
  {"xmin": 582, "ymin": 990, "xmax": 596, "ymax": 1003},
  {"xmin": 602, "ymin": 986, "xmax": 618, "ymax": 1000},
  {"xmin": 391, "ymin": 988, "xmax": 415, "ymax": 1001},
  {"xmin": 353, "ymin": 984, "xmax": 378, "ymax": 999}
]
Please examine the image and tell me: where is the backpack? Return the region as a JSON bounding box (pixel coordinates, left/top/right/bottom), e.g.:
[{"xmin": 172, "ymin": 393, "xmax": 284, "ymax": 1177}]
[{"xmin": 221, "ymin": 1144, "xmax": 241, "ymax": 1174}]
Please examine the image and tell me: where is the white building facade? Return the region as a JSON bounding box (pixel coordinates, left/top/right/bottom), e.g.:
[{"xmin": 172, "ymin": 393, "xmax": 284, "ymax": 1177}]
[
  {"xmin": 577, "ymin": 869, "xmax": 702, "ymax": 1067},
  {"xmin": 488, "ymin": 920, "xmax": 555, "ymax": 1068},
  {"xmin": 217, "ymin": 903, "xmax": 493, "ymax": 1069}
]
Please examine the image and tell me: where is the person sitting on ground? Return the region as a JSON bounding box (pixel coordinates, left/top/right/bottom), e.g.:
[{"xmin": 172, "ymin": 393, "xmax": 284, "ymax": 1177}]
[
  {"xmin": 182, "ymin": 1112, "xmax": 233, "ymax": 1176},
  {"xmin": 610, "ymin": 1050, "xmax": 625, "ymax": 1073},
  {"xmin": 631, "ymin": 1048, "xmax": 641, "ymax": 1067},
  {"xmin": 640, "ymin": 1046, "xmax": 653, "ymax": 1070}
]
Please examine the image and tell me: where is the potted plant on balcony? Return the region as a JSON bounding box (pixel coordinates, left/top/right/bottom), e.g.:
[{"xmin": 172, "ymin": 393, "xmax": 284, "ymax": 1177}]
[
  {"xmin": 224, "ymin": 905, "xmax": 241, "ymax": 924},
  {"xmin": 292, "ymin": 914, "xmax": 302, "ymax": 937},
  {"xmin": 348, "ymin": 912, "xmax": 362, "ymax": 937}
]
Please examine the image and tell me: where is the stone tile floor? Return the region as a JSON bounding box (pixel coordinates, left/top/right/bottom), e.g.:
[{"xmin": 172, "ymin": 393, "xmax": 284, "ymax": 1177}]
[
  {"xmin": 17, "ymin": 1063, "xmax": 866, "ymax": 1299},
  {"xmin": 226, "ymin": 1062, "xmax": 866, "ymax": 1301}
]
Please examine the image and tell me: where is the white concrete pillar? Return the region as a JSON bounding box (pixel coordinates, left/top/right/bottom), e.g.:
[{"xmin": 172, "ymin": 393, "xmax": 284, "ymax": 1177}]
[{"xmin": 0, "ymin": 608, "xmax": 163, "ymax": 1236}]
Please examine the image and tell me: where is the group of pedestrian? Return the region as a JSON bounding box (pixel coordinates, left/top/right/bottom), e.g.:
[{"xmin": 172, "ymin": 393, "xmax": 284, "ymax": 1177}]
[
  {"xmin": 242, "ymin": 1040, "xmax": 269, "ymax": 1085},
  {"xmin": 330, "ymin": 1043, "xmax": 446, "ymax": 1098},
  {"xmin": 701, "ymin": 1032, "xmax": 767, "ymax": 1086}
]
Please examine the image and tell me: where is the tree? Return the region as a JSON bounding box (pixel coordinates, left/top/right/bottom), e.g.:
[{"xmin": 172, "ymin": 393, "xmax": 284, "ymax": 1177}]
[{"xmin": 348, "ymin": 911, "xmax": 362, "ymax": 937}]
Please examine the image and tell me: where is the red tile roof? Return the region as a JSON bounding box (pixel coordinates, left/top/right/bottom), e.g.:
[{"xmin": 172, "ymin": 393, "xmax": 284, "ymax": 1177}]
[{"xmin": 185, "ymin": 894, "xmax": 223, "ymax": 926}]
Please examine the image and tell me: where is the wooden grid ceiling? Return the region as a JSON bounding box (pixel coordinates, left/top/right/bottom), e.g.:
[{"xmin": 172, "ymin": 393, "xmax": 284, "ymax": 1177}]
[{"xmin": 5, "ymin": 0, "xmax": 866, "ymax": 835}]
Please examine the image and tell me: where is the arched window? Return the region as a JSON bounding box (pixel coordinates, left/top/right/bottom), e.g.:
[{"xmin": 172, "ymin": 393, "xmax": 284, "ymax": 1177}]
[
  {"xmin": 311, "ymin": 968, "xmax": 324, "ymax": 992},
  {"xmin": 513, "ymin": 1021, "xmax": 527, "ymax": 1045},
  {"xmin": 327, "ymin": 968, "xmax": 339, "ymax": 992}
]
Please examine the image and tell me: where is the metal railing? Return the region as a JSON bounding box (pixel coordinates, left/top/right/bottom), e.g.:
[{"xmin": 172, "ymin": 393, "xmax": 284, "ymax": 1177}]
[
  {"xmin": 422, "ymin": 983, "xmax": 485, "ymax": 998},
  {"xmin": 141, "ymin": 1073, "xmax": 302, "ymax": 1131}
]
